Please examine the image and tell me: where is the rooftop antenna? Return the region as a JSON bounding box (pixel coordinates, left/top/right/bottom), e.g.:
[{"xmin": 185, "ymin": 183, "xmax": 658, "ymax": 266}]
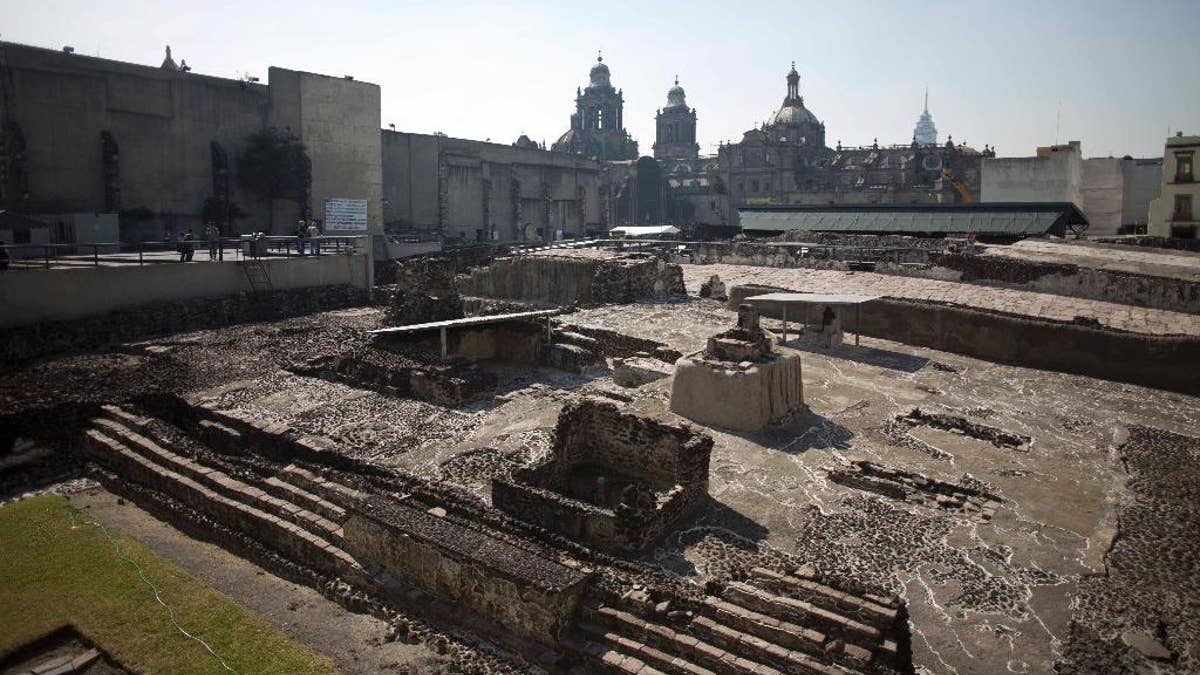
[{"xmin": 1055, "ymin": 100, "xmax": 1061, "ymax": 145}]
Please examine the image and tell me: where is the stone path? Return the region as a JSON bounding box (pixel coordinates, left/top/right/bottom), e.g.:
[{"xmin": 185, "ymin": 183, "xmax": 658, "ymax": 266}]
[{"xmin": 683, "ymin": 263, "xmax": 1200, "ymax": 336}]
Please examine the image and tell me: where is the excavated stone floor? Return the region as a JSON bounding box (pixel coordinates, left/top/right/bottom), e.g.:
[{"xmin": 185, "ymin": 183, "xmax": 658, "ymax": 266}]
[{"xmin": 4, "ymin": 298, "xmax": 1199, "ymax": 674}]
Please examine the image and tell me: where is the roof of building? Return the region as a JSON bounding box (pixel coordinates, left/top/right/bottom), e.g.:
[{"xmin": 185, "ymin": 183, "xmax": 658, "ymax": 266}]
[{"xmin": 738, "ymin": 203, "xmax": 1088, "ymax": 237}]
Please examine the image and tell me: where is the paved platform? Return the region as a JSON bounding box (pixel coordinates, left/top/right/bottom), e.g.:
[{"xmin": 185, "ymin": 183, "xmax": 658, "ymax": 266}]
[
  {"xmin": 683, "ymin": 263, "xmax": 1200, "ymax": 336},
  {"xmin": 981, "ymin": 239, "xmax": 1200, "ymax": 282}
]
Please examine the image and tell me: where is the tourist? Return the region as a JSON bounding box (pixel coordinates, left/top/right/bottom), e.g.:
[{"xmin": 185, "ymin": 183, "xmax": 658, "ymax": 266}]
[
  {"xmin": 296, "ymin": 219, "xmax": 307, "ymax": 256},
  {"xmin": 204, "ymin": 221, "xmax": 221, "ymax": 260},
  {"xmin": 306, "ymin": 220, "xmax": 320, "ymax": 255},
  {"xmin": 180, "ymin": 229, "xmax": 195, "ymax": 262}
]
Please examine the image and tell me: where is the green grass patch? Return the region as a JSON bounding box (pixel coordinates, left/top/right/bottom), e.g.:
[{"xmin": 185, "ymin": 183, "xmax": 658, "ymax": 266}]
[{"xmin": 0, "ymin": 495, "xmax": 339, "ymax": 674}]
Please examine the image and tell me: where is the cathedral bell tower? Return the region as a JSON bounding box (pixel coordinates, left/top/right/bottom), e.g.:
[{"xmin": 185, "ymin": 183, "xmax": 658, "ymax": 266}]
[{"xmin": 653, "ymin": 76, "xmax": 699, "ymax": 161}]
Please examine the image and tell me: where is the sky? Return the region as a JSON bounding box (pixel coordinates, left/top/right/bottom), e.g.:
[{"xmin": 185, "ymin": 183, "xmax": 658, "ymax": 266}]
[{"xmin": 3, "ymin": 0, "xmax": 1198, "ymax": 159}]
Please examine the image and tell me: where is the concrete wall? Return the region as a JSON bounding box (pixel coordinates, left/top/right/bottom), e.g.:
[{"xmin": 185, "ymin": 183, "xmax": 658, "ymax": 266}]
[
  {"xmin": 1122, "ymin": 159, "xmax": 1163, "ymax": 231},
  {"xmin": 381, "ymin": 131, "xmax": 611, "ymax": 241},
  {"xmin": 1081, "ymin": 158, "xmax": 1123, "ymax": 236},
  {"xmin": 0, "ymin": 42, "xmax": 383, "ymax": 240},
  {"xmin": 729, "ymin": 284, "xmax": 1200, "ymax": 396},
  {"xmin": 268, "ymin": 68, "xmax": 382, "ymax": 236},
  {"xmin": 0, "ymin": 42, "xmax": 272, "ymax": 237},
  {"xmin": 981, "ymin": 146, "xmax": 1082, "ymax": 206},
  {"xmin": 0, "ymin": 252, "xmax": 370, "ymax": 327}
]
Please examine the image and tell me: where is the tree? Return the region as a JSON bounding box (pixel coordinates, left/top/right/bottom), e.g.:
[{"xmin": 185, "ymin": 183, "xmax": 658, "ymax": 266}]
[{"xmin": 236, "ymin": 127, "xmax": 311, "ymax": 225}]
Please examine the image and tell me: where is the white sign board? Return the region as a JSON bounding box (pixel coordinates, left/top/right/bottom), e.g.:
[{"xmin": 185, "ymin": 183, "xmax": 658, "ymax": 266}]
[{"xmin": 324, "ymin": 198, "xmax": 368, "ymax": 232}]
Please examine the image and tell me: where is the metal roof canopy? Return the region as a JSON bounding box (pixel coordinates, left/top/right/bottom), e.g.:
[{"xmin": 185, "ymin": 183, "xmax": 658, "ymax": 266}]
[
  {"xmin": 737, "ymin": 202, "xmax": 1088, "ymax": 237},
  {"xmin": 368, "ymin": 308, "xmax": 566, "ymax": 356},
  {"xmin": 745, "ymin": 292, "xmax": 880, "ymax": 346},
  {"xmin": 745, "ymin": 292, "xmax": 880, "ymax": 305}
]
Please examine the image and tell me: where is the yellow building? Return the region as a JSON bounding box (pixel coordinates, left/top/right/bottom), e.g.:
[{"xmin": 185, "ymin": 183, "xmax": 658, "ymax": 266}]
[{"xmin": 1148, "ymin": 132, "xmax": 1199, "ymax": 238}]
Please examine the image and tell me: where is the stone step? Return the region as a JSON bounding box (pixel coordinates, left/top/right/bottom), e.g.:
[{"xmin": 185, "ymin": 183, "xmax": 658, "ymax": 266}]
[
  {"xmin": 687, "ymin": 611, "xmax": 853, "ymax": 675},
  {"xmin": 84, "ymin": 429, "xmax": 360, "ymax": 578},
  {"xmin": 698, "ymin": 596, "xmax": 827, "ymax": 659},
  {"xmin": 747, "ymin": 567, "xmax": 900, "ymax": 628},
  {"xmin": 721, "ymin": 582, "xmax": 895, "ymax": 665},
  {"xmin": 565, "ymin": 630, "xmax": 677, "ymax": 675},
  {"xmin": 575, "ymin": 622, "xmax": 716, "ymax": 675},
  {"xmin": 277, "ymin": 463, "xmax": 370, "ymax": 510},
  {"xmin": 89, "ymin": 418, "xmax": 343, "ymax": 545},
  {"xmin": 262, "ymin": 475, "xmax": 347, "ymax": 523},
  {"xmin": 581, "ymin": 601, "xmax": 851, "ymax": 675}
]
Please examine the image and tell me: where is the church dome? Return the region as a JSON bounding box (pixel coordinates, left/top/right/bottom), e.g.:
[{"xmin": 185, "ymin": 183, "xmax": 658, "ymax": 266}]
[
  {"xmin": 665, "ymin": 76, "xmax": 687, "ymax": 109},
  {"xmin": 589, "ymin": 54, "xmax": 611, "ymax": 88},
  {"xmin": 772, "ymin": 101, "xmax": 819, "ymax": 126}
]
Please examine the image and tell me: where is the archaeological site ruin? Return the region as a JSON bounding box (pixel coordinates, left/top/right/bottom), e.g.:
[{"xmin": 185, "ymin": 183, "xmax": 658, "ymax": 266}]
[{"xmin": 3, "ymin": 21, "xmax": 1200, "ymax": 675}]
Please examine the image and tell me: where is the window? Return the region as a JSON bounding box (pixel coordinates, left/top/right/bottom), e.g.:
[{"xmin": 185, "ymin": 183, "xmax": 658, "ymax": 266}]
[
  {"xmin": 1174, "ymin": 194, "xmax": 1194, "ymax": 221},
  {"xmin": 751, "ymin": 180, "xmax": 760, "ymax": 193},
  {"xmin": 1176, "ymin": 152, "xmax": 1195, "ymax": 183}
]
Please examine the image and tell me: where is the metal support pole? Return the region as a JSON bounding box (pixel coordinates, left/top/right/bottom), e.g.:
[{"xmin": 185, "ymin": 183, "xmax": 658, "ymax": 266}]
[
  {"xmin": 856, "ymin": 304, "xmax": 861, "ymax": 346},
  {"xmin": 440, "ymin": 327, "xmax": 448, "ymax": 357},
  {"xmin": 93, "ymin": 245, "xmax": 99, "ymax": 267},
  {"xmin": 781, "ymin": 305, "xmax": 788, "ymax": 344},
  {"xmin": 546, "ymin": 316, "xmax": 553, "ymax": 343},
  {"xmin": 139, "ymin": 243, "xmax": 144, "ymax": 265}
]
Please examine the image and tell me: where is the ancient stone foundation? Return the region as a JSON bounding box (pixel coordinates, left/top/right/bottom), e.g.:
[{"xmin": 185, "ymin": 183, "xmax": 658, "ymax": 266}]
[
  {"xmin": 459, "ymin": 250, "xmax": 685, "ymax": 307},
  {"xmin": 493, "ymin": 398, "xmax": 712, "ymax": 553},
  {"xmin": 670, "ymin": 305, "xmax": 806, "ymax": 432}
]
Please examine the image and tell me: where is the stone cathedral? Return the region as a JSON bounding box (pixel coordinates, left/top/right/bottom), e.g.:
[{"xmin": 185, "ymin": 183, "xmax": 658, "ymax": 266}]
[{"xmin": 552, "ymin": 54, "xmax": 639, "ymax": 161}]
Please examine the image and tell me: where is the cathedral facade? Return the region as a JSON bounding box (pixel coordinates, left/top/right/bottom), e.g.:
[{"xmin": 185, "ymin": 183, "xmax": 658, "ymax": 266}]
[{"xmin": 551, "ymin": 55, "xmax": 638, "ymax": 161}]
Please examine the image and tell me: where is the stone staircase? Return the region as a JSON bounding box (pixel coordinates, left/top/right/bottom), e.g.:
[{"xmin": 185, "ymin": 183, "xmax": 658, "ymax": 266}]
[
  {"xmin": 564, "ymin": 566, "xmax": 908, "ymax": 675},
  {"xmin": 83, "ymin": 404, "xmax": 362, "ymax": 581}
]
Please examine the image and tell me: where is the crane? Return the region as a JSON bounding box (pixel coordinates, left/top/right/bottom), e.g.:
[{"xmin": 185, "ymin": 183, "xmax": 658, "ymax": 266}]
[{"xmin": 941, "ymin": 168, "xmax": 976, "ymax": 203}]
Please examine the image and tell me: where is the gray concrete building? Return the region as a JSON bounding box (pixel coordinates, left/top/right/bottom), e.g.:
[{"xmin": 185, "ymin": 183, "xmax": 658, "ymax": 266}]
[
  {"xmin": 382, "ymin": 131, "xmax": 622, "ymax": 242},
  {"xmin": 0, "ymin": 41, "xmax": 382, "ymax": 241},
  {"xmin": 981, "ymin": 142, "xmax": 1163, "ymax": 236}
]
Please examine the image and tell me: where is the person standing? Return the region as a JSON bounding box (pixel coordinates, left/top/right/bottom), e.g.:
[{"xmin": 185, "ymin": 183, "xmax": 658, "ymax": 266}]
[
  {"xmin": 180, "ymin": 229, "xmax": 195, "ymax": 262},
  {"xmin": 296, "ymin": 219, "xmax": 307, "ymax": 256},
  {"xmin": 306, "ymin": 220, "xmax": 320, "ymax": 255},
  {"xmin": 204, "ymin": 221, "xmax": 221, "ymax": 260}
]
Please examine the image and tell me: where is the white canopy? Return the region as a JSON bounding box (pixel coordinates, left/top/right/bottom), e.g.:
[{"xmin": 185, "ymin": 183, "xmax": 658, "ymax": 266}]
[{"xmin": 608, "ymin": 225, "xmax": 681, "ymax": 238}]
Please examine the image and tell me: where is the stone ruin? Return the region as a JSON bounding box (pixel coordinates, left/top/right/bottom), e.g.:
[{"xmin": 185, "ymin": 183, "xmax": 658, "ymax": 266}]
[
  {"xmin": 670, "ymin": 304, "xmax": 807, "ymax": 432},
  {"xmin": 493, "ymin": 398, "xmax": 712, "ymax": 552},
  {"xmin": 384, "ymin": 257, "xmax": 464, "ymax": 326},
  {"xmin": 698, "ymin": 274, "xmax": 727, "ymax": 301},
  {"xmin": 458, "ymin": 250, "xmax": 686, "ymax": 307}
]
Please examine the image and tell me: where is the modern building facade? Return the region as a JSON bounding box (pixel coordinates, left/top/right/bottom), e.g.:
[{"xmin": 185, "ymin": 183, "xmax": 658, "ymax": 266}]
[{"xmin": 1148, "ymin": 133, "xmax": 1199, "ymax": 238}]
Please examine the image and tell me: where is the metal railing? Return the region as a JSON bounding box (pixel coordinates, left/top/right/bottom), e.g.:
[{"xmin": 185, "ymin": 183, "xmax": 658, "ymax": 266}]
[{"xmin": 0, "ymin": 235, "xmax": 368, "ymax": 270}]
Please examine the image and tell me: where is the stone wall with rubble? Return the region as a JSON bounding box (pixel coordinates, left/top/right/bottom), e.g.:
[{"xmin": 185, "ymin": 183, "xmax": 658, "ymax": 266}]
[
  {"xmin": 729, "ymin": 283, "xmax": 1200, "ymax": 395},
  {"xmin": 0, "ymin": 285, "xmax": 368, "ymax": 367},
  {"xmin": 342, "ymin": 496, "xmax": 589, "ymax": 644},
  {"xmin": 458, "ymin": 253, "xmax": 685, "ymax": 307},
  {"xmin": 493, "ymin": 399, "xmax": 712, "ymax": 553}
]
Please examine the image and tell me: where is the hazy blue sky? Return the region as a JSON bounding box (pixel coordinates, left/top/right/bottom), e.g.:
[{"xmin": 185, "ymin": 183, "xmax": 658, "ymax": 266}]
[{"xmin": 4, "ymin": 0, "xmax": 1197, "ymax": 158}]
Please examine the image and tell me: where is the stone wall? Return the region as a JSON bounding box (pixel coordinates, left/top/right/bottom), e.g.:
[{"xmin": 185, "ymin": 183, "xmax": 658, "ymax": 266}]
[
  {"xmin": 343, "ymin": 496, "xmax": 589, "ymax": 644},
  {"xmin": 1, "ymin": 284, "xmax": 367, "ymax": 366},
  {"xmin": 493, "ymin": 399, "xmax": 713, "ymax": 552},
  {"xmin": 459, "ymin": 252, "xmax": 685, "ymax": 307},
  {"xmin": 729, "ymin": 284, "xmax": 1200, "ymax": 396}
]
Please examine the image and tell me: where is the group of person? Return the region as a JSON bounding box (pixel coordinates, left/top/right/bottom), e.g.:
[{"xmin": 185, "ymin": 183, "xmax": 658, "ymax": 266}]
[
  {"xmin": 168, "ymin": 218, "xmax": 325, "ymax": 262},
  {"xmin": 295, "ymin": 219, "xmax": 323, "ymax": 256},
  {"xmin": 171, "ymin": 222, "xmax": 224, "ymax": 262}
]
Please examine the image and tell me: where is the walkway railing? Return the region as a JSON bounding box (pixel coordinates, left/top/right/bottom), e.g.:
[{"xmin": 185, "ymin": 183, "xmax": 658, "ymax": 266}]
[{"xmin": 0, "ymin": 235, "xmax": 369, "ymax": 270}]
